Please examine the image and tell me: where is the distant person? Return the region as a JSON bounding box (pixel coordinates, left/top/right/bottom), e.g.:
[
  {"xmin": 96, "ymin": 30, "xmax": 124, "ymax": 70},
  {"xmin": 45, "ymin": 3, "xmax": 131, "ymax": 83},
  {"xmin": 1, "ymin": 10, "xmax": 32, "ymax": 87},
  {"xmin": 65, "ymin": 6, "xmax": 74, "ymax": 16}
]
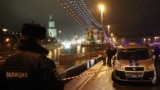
[
  {"xmin": 153, "ymin": 45, "xmax": 160, "ymax": 85},
  {"xmin": 0, "ymin": 22, "xmax": 64, "ymax": 90},
  {"xmin": 102, "ymin": 50, "xmax": 107, "ymax": 65},
  {"xmin": 106, "ymin": 47, "xmax": 114, "ymax": 67},
  {"xmin": 113, "ymin": 47, "xmax": 117, "ymax": 56},
  {"xmin": 153, "ymin": 45, "xmax": 160, "ymax": 62}
]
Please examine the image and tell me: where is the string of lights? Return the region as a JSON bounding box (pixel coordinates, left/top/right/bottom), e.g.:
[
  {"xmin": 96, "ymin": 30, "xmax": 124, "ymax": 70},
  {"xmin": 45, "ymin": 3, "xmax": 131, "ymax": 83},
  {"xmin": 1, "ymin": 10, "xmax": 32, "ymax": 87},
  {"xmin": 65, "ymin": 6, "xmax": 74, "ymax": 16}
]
[
  {"xmin": 71, "ymin": 0, "xmax": 91, "ymax": 26},
  {"xmin": 58, "ymin": 0, "xmax": 103, "ymax": 30},
  {"xmin": 58, "ymin": 0, "xmax": 88, "ymax": 29},
  {"xmin": 58, "ymin": 0, "xmax": 111, "ymax": 44},
  {"xmin": 80, "ymin": 0, "xmax": 102, "ymax": 28}
]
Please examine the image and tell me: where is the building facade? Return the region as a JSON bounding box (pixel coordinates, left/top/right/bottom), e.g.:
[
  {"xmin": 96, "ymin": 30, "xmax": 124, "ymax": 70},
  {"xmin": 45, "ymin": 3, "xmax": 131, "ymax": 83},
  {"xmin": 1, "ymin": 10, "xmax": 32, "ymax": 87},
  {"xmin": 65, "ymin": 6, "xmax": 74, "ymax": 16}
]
[{"xmin": 47, "ymin": 15, "xmax": 57, "ymax": 38}]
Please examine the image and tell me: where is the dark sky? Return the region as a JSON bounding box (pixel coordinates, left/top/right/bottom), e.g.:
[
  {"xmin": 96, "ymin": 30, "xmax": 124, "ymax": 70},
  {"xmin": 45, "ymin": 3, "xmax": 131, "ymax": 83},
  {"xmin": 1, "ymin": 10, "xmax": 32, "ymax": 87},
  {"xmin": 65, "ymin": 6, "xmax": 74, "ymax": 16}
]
[
  {"xmin": 0, "ymin": 0, "xmax": 85, "ymax": 40},
  {"xmin": 0, "ymin": 0, "xmax": 160, "ymax": 40}
]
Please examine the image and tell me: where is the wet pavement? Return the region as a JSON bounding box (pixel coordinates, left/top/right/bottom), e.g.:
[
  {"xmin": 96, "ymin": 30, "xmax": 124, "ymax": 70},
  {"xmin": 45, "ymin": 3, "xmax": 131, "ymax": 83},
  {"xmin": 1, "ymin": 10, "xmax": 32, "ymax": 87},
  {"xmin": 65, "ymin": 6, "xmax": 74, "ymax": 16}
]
[{"xmin": 64, "ymin": 61, "xmax": 160, "ymax": 90}]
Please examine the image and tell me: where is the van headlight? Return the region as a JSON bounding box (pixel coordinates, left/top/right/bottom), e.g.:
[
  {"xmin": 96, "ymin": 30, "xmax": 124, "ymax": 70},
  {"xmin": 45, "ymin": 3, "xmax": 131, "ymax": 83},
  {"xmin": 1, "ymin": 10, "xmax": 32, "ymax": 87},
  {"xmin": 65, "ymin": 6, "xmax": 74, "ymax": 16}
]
[
  {"xmin": 146, "ymin": 64, "xmax": 154, "ymax": 70},
  {"xmin": 115, "ymin": 63, "xmax": 125, "ymax": 70}
]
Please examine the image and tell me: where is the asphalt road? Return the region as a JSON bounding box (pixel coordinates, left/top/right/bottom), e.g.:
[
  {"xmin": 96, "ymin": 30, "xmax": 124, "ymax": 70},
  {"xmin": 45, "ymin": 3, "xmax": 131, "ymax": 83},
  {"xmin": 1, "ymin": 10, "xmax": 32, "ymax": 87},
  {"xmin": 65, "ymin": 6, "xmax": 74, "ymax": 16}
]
[{"xmin": 64, "ymin": 61, "xmax": 160, "ymax": 90}]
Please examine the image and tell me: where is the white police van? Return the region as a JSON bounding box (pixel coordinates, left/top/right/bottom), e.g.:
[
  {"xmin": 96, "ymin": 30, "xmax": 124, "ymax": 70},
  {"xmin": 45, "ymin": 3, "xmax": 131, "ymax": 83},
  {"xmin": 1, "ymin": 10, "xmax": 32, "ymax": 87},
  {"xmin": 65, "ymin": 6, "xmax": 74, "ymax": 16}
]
[{"xmin": 111, "ymin": 42, "xmax": 157, "ymax": 84}]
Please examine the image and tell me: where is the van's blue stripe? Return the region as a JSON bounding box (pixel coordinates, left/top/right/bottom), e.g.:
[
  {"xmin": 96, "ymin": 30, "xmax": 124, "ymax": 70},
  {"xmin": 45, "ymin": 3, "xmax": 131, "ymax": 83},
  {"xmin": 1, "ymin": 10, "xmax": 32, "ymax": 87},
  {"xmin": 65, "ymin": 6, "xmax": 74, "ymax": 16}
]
[
  {"xmin": 129, "ymin": 59, "xmax": 139, "ymax": 66},
  {"xmin": 129, "ymin": 59, "xmax": 133, "ymax": 66}
]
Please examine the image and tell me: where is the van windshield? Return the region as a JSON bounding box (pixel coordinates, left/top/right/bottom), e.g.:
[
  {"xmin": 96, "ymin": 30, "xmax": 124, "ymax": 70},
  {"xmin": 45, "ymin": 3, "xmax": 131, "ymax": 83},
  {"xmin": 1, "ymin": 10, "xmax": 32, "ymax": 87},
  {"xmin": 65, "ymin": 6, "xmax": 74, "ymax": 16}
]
[{"xmin": 117, "ymin": 48, "xmax": 150, "ymax": 60}]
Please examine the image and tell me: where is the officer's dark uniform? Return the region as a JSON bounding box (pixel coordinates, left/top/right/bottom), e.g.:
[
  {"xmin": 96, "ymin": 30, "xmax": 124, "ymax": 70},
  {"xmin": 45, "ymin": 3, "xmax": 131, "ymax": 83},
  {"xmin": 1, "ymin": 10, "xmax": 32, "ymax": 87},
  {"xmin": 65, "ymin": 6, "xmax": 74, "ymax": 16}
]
[
  {"xmin": 106, "ymin": 47, "xmax": 114, "ymax": 67},
  {"xmin": 0, "ymin": 23, "xmax": 64, "ymax": 90},
  {"xmin": 154, "ymin": 46, "xmax": 160, "ymax": 85}
]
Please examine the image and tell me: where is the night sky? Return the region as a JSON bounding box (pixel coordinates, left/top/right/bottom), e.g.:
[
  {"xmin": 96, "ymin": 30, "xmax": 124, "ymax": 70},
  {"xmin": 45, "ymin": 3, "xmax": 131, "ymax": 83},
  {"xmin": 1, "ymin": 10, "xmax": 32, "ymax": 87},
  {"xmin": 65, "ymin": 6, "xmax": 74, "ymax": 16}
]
[
  {"xmin": 0, "ymin": 0, "xmax": 85, "ymax": 40},
  {"xmin": 0, "ymin": 0, "xmax": 160, "ymax": 40}
]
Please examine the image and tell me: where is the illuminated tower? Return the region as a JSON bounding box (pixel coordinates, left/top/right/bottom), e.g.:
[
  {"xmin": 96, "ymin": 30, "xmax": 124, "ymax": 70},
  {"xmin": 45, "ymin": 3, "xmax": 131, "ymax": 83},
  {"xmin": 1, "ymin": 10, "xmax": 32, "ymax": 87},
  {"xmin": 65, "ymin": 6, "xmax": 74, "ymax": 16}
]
[{"xmin": 48, "ymin": 15, "xmax": 57, "ymax": 38}]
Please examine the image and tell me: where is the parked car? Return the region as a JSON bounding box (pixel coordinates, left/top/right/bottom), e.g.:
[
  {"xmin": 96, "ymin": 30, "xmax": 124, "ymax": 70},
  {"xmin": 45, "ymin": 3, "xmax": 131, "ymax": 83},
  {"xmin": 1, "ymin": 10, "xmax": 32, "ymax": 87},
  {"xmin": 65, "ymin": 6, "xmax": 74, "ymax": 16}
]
[{"xmin": 111, "ymin": 43, "xmax": 157, "ymax": 84}]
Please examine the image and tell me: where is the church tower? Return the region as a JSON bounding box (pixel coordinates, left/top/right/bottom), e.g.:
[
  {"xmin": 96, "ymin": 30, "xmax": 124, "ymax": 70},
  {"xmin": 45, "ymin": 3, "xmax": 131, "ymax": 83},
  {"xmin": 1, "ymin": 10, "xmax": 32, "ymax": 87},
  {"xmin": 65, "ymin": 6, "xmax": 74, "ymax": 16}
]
[{"xmin": 48, "ymin": 15, "xmax": 57, "ymax": 38}]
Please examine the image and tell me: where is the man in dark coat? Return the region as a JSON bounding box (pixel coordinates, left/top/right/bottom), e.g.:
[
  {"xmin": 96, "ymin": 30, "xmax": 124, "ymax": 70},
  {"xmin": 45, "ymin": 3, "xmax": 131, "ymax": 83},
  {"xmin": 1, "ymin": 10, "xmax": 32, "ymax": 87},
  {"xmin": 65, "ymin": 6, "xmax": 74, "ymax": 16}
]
[
  {"xmin": 0, "ymin": 22, "xmax": 64, "ymax": 90},
  {"xmin": 153, "ymin": 45, "xmax": 160, "ymax": 85},
  {"xmin": 154, "ymin": 46, "xmax": 160, "ymax": 62},
  {"xmin": 106, "ymin": 47, "xmax": 114, "ymax": 67}
]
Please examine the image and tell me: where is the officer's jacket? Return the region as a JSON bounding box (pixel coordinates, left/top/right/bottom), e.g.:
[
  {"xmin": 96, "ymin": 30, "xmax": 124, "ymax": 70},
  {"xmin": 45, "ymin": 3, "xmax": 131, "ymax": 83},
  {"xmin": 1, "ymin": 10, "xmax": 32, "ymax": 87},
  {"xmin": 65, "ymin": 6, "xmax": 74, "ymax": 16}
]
[{"xmin": 0, "ymin": 39, "xmax": 64, "ymax": 90}]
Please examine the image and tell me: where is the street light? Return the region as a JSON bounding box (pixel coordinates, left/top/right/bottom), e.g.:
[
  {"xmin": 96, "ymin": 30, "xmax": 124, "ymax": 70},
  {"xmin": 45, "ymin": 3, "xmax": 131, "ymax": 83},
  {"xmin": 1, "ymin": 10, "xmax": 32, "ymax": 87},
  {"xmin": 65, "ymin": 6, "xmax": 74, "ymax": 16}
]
[
  {"xmin": 107, "ymin": 25, "xmax": 111, "ymax": 38},
  {"xmin": 111, "ymin": 33, "xmax": 114, "ymax": 37},
  {"xmin": 148, "ymin": 38, "xmax": 151, "ymax": 43},
  {"xmin": 99, "ymin": 4, "xmax": 105, "ymax": 45},
  {"xmin": 2, "ymin": 28, "xmax": 19, "ymax": 43},
  {"xmin": 107, "ymin": 25, "xmax": 110, "ymax": 32},
  {"xmin": 99, "ymin": 4, "xmax": 105, "ymax": 27},
  {"xmin": 143, "ymin": 38, "xmax": 146, "ymax": 43},
  {"xmin": 1, "ymin": 28, "xmax": 19, "ymax": 51},
  {"xmin": 154, "ymin": 36, "xmax": 159, "ymax": 43}
]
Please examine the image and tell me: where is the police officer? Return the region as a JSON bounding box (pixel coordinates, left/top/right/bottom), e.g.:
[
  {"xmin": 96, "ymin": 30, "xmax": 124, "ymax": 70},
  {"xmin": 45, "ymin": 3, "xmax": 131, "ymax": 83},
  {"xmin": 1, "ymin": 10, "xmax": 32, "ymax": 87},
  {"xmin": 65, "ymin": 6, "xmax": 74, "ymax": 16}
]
[
  {"xmin": 106, "ymin": 47, "xmax": 114, "ymax": 67},
  {"xmin": 102, "ymin": 50, "xmax": 107, "ymax": 65},
  {"xmin": 154, "ymin": 46, "xmax": 160, "ymax": 62},
  {"xmin": 0, "ymin": 22, "xmax": 64, "ymax": 90},
  {"xmin": 153, "ymin": 45, "xmax": 160, "ymax": 85}
]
